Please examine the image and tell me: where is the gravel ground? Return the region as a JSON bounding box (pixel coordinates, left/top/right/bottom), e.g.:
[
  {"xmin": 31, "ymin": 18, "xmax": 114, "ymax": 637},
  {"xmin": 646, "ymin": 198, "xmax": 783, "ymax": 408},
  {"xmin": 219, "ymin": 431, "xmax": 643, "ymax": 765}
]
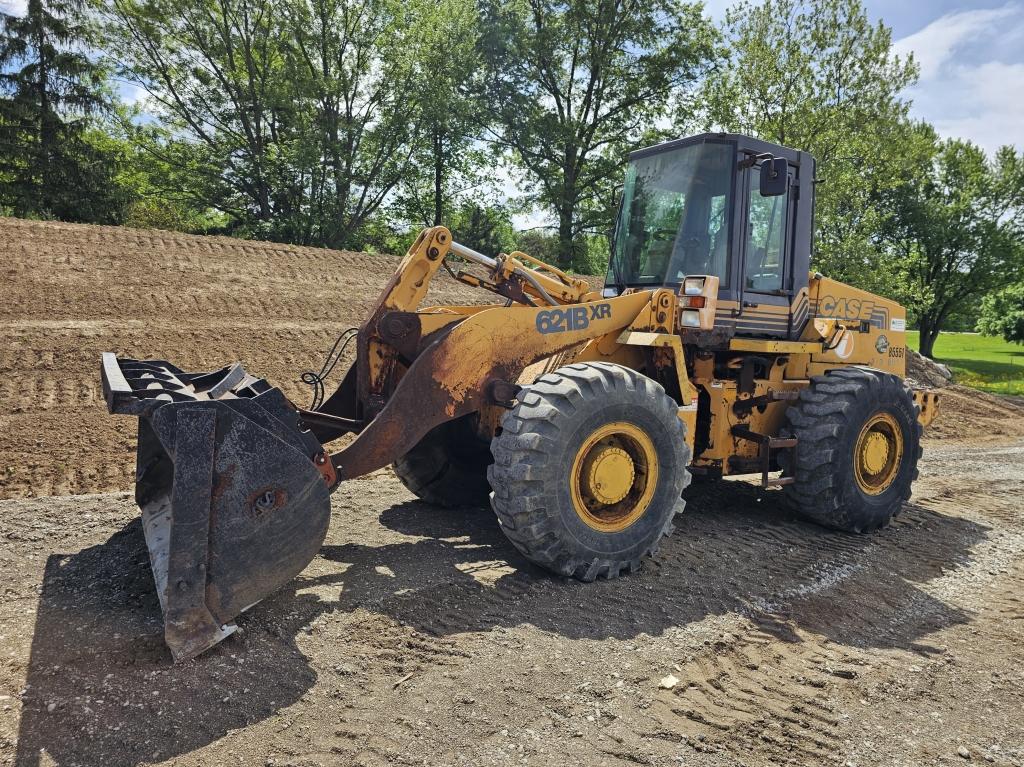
[{"xmin": 1, "ymin": 437, "xmax": 1023, "ymax": 767}]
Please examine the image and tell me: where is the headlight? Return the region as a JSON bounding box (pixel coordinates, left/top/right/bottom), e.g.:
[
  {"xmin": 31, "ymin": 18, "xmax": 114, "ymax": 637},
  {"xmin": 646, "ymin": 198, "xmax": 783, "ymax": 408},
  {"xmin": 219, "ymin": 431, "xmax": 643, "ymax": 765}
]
[
  {"xmin": 683, "ymin": 277, "xmax": 705, "ymax": 296},
  {"xmin": 681, "ymin": 310, "xmax": 701, "ymax": 327}
]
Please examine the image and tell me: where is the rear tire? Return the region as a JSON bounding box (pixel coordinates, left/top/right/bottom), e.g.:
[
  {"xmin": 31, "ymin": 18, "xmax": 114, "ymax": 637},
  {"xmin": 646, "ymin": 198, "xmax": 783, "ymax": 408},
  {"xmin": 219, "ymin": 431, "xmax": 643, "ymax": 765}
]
[
  {"xmin": 393, "ymin": 415, "xmax": 492, "ymax": 508},
  {"xmin": 488, "ymin": 362, "xmax": 691, "ymax": 581},
  {"xmin": 780, "ymin": 367, "xmax": 922, "ymax": 533}
]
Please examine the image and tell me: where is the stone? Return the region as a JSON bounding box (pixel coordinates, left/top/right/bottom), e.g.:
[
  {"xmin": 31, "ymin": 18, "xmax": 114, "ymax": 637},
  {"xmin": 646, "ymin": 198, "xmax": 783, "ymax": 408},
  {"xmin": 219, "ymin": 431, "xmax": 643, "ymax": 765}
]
[{"xmin": 658, "ymin": 674, "xmax": 679, "ymax": 690}]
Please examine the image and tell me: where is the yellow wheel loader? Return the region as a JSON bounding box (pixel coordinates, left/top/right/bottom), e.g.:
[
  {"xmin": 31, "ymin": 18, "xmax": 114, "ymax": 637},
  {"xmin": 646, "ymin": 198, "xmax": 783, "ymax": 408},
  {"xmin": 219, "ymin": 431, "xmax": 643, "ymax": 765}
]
[{"xmin": 101, "ymin": 133, "xmax": 940, "ymax": 661}]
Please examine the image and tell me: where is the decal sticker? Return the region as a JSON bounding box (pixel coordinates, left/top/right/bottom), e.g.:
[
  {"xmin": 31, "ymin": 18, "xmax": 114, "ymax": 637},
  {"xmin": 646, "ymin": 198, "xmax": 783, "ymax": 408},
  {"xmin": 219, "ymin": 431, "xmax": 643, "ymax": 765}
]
[
  {"xmin": 834, "ymin": 331, "xmax": 854, "ymax": 360},
  {"xmin": 536, "ymin": 302, "xmax": 611, "ymax": 334},
  {"xmin": 890, "ymin": 318, "xmax": 906, "ymax": 332},
  {"xmin": 875, "ymin": 334, "xmax": 890, "ymax": 354},
  {"xmin": 817, "ymin": 295, "xmax": 875, "ymax": 322}
]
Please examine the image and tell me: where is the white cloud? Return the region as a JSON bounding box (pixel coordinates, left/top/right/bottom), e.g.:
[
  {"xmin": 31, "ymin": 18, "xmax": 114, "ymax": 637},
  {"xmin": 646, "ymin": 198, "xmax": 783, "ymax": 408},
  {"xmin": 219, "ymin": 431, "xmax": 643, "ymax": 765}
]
[
  {"xmin": 0, "ymin": 0, "xmax": 27, "ymax": 16},
  {"xmin": 913, "ymin": 60, "xmax": 1024, "ymax": 155},
  {"xmin": 893, "ymin": 5, "xmax": 1019, "ymax": 78},
  {"xmin": 894, "ymin": 4, "xmax": 1024, "ymax": 155}
]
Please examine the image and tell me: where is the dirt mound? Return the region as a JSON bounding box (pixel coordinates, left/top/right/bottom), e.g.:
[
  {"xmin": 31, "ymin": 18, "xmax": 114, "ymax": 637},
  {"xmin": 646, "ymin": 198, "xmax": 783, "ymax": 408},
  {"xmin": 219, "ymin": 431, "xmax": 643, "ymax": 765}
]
[
  {"xmin": 907, "ymin": 347, "xmax": 954, "ymax": 388},
  {"xmin": 904, "ymin": 349, "xmax": 1024, "ymax": 442},
  {"xmin": 0, "ymin": 217, "xmax": 482, "ymax": 499},
  {"xmin": 922, "ymin": 384, "xmax": 1024, "ymax": 441}
]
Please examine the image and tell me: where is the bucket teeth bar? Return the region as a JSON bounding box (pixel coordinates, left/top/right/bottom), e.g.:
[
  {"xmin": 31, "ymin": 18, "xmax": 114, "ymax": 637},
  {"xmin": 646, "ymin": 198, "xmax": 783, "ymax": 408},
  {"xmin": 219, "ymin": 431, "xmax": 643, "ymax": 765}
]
[
  {"xmin": 101, "ymin": 353, "xmax": 332, "ymax": 662},
  {"xmin": 101, "ymin": 353, "xmax": 272, "ymax": 415}
]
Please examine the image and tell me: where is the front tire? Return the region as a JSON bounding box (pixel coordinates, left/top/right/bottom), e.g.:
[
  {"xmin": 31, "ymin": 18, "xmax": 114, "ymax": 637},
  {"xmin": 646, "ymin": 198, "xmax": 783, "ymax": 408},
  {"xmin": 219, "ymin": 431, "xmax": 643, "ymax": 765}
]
[
  {"xmin": 393, "ymin": 415, "xmax": 492, "ymax": 507},
  {"xmin": 488, "ymin": 362, "xmax": 691, "ymax": 581},
  {"xmin": 780, "ymin": 367, "xmax": 922, "ymax": 533}
]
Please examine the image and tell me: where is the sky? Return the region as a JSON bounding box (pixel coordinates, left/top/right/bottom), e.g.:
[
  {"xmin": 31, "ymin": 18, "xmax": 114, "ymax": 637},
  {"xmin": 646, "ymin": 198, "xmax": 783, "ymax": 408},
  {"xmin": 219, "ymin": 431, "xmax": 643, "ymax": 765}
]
[{"xmin": 706, "ymin": 0, "xmax": 1024, "ymax": 156}]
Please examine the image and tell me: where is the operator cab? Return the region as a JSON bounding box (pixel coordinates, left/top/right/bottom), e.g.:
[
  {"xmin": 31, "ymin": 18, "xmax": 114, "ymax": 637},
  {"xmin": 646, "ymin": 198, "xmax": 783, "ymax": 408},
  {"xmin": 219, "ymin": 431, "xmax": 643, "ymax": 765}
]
[{"xmin": 605, "ymin": 133, "xmax": 815, "ymax": 339}]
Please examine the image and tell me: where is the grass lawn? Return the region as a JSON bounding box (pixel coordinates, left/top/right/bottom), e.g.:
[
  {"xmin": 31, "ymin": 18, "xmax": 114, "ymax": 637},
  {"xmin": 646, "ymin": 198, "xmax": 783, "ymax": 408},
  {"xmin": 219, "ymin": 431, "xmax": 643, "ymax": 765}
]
[{"xmin": 907, "ymin": 330, "xmax": 1024, "ymax": 395}]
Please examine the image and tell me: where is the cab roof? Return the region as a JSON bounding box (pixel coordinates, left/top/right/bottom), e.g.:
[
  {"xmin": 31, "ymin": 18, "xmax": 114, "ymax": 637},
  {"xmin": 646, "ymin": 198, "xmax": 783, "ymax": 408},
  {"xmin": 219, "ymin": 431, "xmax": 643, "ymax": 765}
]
[{"xmin": 629, "ymin": 132, "xmax": 811, "ymax": 167}]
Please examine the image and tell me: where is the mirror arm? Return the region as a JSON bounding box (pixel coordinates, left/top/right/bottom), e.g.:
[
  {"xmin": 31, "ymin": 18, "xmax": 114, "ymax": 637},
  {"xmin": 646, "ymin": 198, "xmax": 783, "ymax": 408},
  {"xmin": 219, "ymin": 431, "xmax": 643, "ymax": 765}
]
[{"xmin": 738, "ymin": 152, "xmax": 774, "ymax": 170}]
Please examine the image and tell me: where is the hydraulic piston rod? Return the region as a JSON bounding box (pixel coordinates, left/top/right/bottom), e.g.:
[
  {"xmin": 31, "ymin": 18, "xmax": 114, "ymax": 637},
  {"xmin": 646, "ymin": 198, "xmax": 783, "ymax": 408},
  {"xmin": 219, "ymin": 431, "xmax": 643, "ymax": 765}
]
[{"xmin": 448, "ymin": 240, "xmax": 499, "ymax": 270}]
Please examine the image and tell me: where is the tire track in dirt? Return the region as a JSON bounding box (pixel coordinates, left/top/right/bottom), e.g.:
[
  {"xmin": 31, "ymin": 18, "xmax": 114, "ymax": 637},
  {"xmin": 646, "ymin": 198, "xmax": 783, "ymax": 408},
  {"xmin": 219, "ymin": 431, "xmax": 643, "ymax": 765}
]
[
  {"xmin": 287, "ymin": 453, "xmax": 1024, "ymax": 764},
  {"xmin": 0, "ymin": 218, "xmax": 497, "ymax": 500},
  {"xmin": 654, "ymin": 636, "xmax": 845, "ymax": 762},
  {"xmin": 639, "ymin": 459, "xmax": 1024, "ymax": 764}
]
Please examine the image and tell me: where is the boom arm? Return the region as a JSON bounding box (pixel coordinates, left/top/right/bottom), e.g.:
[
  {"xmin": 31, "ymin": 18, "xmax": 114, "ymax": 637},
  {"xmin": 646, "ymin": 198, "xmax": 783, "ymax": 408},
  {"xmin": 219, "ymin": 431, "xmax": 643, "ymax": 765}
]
[
  {"xmin": 331, "ymin": 227, "xmax": 600, "ymax": 424},
  {"xmin": 329, "ymin": 290, "xmax": 654, "ymax": 480}
]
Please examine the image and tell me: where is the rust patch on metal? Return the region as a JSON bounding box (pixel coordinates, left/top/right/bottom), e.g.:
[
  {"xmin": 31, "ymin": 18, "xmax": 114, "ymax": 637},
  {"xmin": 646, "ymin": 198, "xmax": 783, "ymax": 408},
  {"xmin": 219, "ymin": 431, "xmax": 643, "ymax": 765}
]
[
  {"xmin": 330, "ymin": 293, "xmax": 654, "ymax": 480},
  {"xmin": 313, "ymin": 451, "xmax": 337, "ymax": 488},
  {"xmin": 247, "ymin": 487, "xmax": 288, "ymax": 516},
  {"xmin": 210, "ymin": 464, "xmax": 236, "ymax": 504},
  {"xmin": 377, "ymin": 311, "xmax": 422, "ymax": 359}
]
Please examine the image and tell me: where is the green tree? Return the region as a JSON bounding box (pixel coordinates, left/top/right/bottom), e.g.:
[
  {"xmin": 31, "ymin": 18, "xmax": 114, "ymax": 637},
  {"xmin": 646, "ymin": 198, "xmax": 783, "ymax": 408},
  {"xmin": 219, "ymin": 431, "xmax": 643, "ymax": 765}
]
[
  {"xmin": 91, "ymin": 114, "xmax": 225, "ymax": 232},
  {"xmin": 977, "ymin": 283, "xmax": 1024, "ymax": 346},
  {"xmin": 392, "ymin": 0, "xmax": 490, "ymax": 229},
  {"xmin": 281, "ymin": 0, "xmax": 424, "ymax": 246},
  {"xmin": 447, "ymin": 201, "xmax": 515, "ymax": 256},
  {"xmin": 514, "ymin": 229, "xmax": 560, "ymax": 265},
  {"xmin": 481, "ymin": 0, "xmax": 717, "ymax": 269},
  {"xmin": 882, "ymin": 139, "xmax": 1024, "ymax": 358},
  {"xmin": 696, "ymin": 0, "xmax": 919, "ymax": 293},
  {"xmin": 103, "ymin": 0, "xmax": 433, "ymax": 247},
  {"xmin": 1, "ymin": 0, "xmax": 124, "ymax": 221},
  {"xmin": 103, "ymin": 0, "xmax": 304, "ymax": 238}
]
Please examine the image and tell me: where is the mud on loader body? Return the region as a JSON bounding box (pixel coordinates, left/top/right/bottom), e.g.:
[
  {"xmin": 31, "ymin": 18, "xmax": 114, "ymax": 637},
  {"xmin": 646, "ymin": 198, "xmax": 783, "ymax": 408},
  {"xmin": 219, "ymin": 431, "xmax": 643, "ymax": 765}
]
[{"xmin": 102, "ymin": 133, "xmax": 940, "ymax": 661}]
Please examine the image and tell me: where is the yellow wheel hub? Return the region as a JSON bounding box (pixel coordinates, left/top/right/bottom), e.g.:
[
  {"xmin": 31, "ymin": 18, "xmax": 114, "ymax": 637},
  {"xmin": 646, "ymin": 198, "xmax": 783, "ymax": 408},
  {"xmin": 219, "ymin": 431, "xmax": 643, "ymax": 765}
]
[
  {"xmin": 570, "ymin": 422, "xmax": 659, "ymax": 532},
  {"xmin": 854, "ymin": 412, "xmax": 904, "ymax": 495},
  {"xmin": 582, "ymin": 446, "xmax": 634, "ymax": 505}
]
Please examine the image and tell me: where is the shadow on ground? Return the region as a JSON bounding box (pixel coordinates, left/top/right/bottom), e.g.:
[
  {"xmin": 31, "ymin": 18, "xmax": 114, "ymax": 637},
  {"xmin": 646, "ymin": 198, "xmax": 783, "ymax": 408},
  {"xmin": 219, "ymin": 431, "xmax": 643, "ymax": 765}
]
[
  {"xmin": 15, "ymin": 479, "xmax": 988, "ymax": 766},
  {"xmin": 14, "ymin": 518, "xmax": 316, "ymax": 767},
  {"xmin": 323, "ymin": 479, "xmax": 986, "ymax": 653}
]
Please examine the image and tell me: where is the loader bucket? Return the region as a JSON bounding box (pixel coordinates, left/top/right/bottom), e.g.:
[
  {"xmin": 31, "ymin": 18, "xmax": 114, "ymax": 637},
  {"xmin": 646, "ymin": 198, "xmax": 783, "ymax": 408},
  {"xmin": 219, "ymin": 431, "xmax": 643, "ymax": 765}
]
[{"xmin": 100, "ymin": 353, "xmax": 333, "ymax": 661}]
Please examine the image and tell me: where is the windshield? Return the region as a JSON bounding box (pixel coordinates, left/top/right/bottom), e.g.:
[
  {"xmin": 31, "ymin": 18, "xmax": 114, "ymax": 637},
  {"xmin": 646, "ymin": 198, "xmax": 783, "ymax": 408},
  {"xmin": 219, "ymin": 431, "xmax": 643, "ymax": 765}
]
[{"xmin": 607, "ymin": 141, "xmax": 734, "ymax": 289}]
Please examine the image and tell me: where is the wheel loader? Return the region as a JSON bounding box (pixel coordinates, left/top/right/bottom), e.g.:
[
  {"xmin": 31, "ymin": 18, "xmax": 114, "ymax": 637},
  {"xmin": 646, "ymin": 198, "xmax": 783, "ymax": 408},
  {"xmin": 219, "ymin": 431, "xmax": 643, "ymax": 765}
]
[{"xmin": 101, "ymin": 133, "xmax": 940, "ymax": 661}]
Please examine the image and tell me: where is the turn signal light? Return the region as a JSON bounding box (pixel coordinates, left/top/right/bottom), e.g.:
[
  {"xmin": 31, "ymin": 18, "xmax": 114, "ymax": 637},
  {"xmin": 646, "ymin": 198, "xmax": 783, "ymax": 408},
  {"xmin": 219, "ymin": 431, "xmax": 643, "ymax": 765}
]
[{"xmin": 677, "ymin": 274, "xmax": 719, "ymax": 331}]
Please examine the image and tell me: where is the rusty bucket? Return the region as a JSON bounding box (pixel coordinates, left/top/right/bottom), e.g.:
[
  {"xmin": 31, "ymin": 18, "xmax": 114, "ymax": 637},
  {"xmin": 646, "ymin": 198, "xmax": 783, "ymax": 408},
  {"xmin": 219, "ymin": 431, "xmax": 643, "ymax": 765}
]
[{"xmin": 101, "ymin": 353, "xmax": 332, "ymax": 661}]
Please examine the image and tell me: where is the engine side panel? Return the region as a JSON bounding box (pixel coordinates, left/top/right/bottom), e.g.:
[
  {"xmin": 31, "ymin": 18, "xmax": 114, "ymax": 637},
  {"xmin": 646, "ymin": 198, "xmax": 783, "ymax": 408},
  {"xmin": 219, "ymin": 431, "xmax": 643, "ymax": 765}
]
[{"xmin": 804, "ymin": 276, "xmax": 907, "ymax": 377}]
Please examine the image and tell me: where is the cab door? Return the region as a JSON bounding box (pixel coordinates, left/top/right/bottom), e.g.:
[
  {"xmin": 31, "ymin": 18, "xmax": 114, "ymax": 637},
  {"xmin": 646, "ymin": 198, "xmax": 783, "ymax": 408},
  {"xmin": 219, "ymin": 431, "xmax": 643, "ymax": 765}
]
[{"xmin": 734, "ymin": 161, "xmax": 796, "ymax": 338}]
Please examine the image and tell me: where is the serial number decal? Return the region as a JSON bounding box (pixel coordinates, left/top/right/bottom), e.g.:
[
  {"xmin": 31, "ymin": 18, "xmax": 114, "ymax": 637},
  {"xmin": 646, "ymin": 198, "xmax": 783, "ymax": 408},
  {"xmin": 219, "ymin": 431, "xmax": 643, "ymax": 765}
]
[
  {"xmin": 536, "ymin": 302, "xmax": 612, "ymax": 334},
  {"xmin": 889, "ymin": 346, "xmax": 904, "ymax": 359}
]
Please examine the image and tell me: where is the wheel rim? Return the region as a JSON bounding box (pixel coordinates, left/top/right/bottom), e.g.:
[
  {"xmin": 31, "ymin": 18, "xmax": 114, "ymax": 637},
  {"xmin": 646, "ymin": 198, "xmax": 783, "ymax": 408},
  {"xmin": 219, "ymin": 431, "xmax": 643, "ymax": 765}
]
[
  {"xmin": 570, "ymin": 421, "xmax": 659, "ymax": 532},
  {"xmin": 853, "ymin": 412, "xmax": 904, "ymax": 495}
]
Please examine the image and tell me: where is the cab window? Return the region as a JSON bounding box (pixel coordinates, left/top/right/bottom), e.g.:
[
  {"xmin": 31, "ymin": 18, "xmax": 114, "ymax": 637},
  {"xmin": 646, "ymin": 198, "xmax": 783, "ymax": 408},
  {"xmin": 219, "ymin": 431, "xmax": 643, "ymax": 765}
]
[
  {"xmin": 744, "ymin": 168, "xmax": 788, "ymax": 292},
  {"xmin": 607, "ymin": 141, "xmax": 735, "ymax": 289}
]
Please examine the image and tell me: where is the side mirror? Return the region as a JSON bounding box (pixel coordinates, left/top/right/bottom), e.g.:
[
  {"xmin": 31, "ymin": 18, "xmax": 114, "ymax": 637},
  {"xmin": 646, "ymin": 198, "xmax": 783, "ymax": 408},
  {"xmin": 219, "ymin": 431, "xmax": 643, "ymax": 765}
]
[{"xmin": 760, "ymin": 157, "xmax": 788, "ymax": 197}]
